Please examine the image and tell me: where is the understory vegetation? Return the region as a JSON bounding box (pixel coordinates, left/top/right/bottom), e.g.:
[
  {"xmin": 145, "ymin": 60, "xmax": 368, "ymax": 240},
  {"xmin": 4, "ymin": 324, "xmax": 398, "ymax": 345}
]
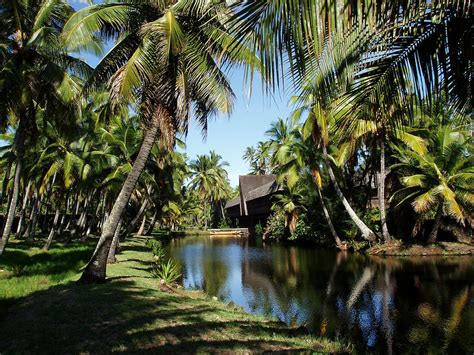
[{"xmin": 248, "ymin": 103, "xmax": 472, "ymax": 247}]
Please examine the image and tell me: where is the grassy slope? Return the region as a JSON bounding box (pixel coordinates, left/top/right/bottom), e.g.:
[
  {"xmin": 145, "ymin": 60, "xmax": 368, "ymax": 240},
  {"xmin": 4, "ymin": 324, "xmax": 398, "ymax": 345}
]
[{"xmin": 0, "ymin": 237, "xmax": 345, "ymax": 353}]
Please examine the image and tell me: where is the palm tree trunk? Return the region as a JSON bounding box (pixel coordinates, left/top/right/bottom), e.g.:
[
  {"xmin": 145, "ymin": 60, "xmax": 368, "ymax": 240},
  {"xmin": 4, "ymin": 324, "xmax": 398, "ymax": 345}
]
[
  {"xmin": 0, "ymin": 160, "xmax": 22, "ymax": 254},
  {"xmin": 122, "ymin": 199, "xmax": 148, "ymax": 238},
  {"xmin": 315, "ymin": 185, "xmax": 345, "ymax": 249},
  {"xmin": 0, "ymin": 119, "xmax": 25, "ymax": 254},
  {"xmin": 15, "ymin": 180, "xmax": 32, "ymax": 237},
  {"xmin": 78, "ymin": 110, "xmax": 163, "ymax": 283},
  {"xmin": 0, "ymin": 154, "xmax": 14, "ymax": 205},
  {"xmin": 107, "ymin": 218, "xmax": 122, "ymax": 264},
  {"xmin": 378, "ymin": 141, "xmax": 391, "ymax": 242},
  {"xmin": 136, "ymin": 214, "xmax": 147, "ymax": 236},
  {"xmin": 43, "ymin": 206, "xmax": 60, "ymax": 250},
  {"xmin": 428, "ymin": 205, "xmax": 443, "ymax": 244},
  {"xmin": 322, "ymin": 145, "xmax": 376, "ymax": 241},
  {"xmin": 144, "ymin": 210, "xmax": 158, "ymax": 235}
]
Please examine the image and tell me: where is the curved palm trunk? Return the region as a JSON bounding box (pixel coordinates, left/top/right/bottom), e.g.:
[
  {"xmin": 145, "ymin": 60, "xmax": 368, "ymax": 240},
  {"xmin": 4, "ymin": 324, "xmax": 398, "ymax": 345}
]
[
  {"xmin": 378, "ymin": 141, "xmax": 391, "ymax": 242},
  {"xmin": 144, "ymin": 210, "xmax": 158, "ymax": 235},
  {"xmin": 107, "ymin": 218, "xmax": 122, "ymax": 264},
  {"xmin": 315, "ymin": 185, "xmax": 345, "ymax": 249},
  {"xmin": 78, "ymin": 111, "xmax": 163, "ymax": 284},
  {"xmin": 15, "ymin": 180, "xmax": 32, "ymax": 237},
  {"xmin": 428, "ymin": 205, "xmax": 443, "ymax": 244},
  {"xmin": 0, "ymin": 120, "xmax": 25, "ymax": 254},
  {"xmin": 322, "ymin": 145, "xmax": 376, "ymax": 241},
  {"xmin": 43, "ymin": 206, "xmax": 60, "ymax": 250},
  {"xmin": 136, "ymin": 214, "xmax": 147, "ymax": 236}
]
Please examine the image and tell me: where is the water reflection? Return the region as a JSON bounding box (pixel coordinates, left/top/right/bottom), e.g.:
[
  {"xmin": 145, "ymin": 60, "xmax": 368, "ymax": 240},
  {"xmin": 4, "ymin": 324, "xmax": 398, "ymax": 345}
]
[{"xmin": 168, "ymin": 236, "xmax": 474, "ymax": 353}]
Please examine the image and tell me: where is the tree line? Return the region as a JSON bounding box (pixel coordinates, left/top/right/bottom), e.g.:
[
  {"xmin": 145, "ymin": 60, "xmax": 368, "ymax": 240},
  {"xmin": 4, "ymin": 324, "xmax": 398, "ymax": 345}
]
[{"xmin": 0, "ymin": 0, "xmax": 471, "ymax": 282}]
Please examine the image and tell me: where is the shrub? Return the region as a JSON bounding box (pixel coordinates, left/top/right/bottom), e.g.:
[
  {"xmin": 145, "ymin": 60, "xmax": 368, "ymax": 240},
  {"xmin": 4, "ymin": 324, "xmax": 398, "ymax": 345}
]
[
  {"xmin": 254, "ymin": 222, "xmax": 264, "ymax": 238},
  {"xmin": 9, "ymin": 264, "xmax": 27, "ymax": 278},
  {"xmin": 146, "ymin": 239, "xmax": 165, "ymax": 261},
  {"xmin": 151, "ymin": 259, "xmax": 182, "ymax": 285},
  {"xmin": 264, "ymin": 211, "xmax": 286, "ymax": 240}
]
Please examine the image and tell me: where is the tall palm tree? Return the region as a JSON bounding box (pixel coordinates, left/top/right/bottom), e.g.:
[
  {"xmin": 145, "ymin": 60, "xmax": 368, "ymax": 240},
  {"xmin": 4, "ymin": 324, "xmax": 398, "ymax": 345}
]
[
  {"xmin": 391, "ymin": 124, "xmax": 472, "ymax": 243},
  {"xmin": 268, "ymin": 117, "xmax": 346, "ymax": 249},
  {"xmin": 63, "ymin": 0, "xmax": 255, "ymax": 283},
  {"xmin": 335, "ymin": 100, "xmax": 429, "ymax": 242},
  {"xmin": 188, "ymin": 151, "xmax": 230, "ymax": 227},
  {"xmin": 0, "ymin": 0, "xmax": 89, "ymax": 254}
]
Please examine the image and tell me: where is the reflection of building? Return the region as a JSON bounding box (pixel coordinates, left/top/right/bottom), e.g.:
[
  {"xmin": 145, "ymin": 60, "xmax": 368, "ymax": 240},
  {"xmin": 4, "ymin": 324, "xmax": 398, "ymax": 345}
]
[{"xmin": 225, "ymin": 175, "xmax": 281, "ymax": 228}]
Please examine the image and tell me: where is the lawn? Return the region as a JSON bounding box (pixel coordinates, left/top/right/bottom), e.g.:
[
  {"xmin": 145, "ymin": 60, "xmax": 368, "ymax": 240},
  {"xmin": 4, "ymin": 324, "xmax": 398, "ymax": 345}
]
[{"xmin": 0, "ymin": 236, "xmax": 347, "ymax": 353}]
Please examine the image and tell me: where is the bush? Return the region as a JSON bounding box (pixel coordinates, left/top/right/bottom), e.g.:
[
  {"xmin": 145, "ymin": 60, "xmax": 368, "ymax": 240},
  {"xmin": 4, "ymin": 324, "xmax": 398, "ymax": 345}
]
[
  {"xmin": 146, "ymin": 239, "xmax": 165, "ymax": 261},
  {"xmin": 264, "ymin": 211, "xmax": 286, "ymax": 240},
  {"xmin": 254, "ymin": 222, "xmax": 264, "ymax": 238},
  {"xmin": 151, "ymin": 259, "xmax": 182, "ymax": 285}
]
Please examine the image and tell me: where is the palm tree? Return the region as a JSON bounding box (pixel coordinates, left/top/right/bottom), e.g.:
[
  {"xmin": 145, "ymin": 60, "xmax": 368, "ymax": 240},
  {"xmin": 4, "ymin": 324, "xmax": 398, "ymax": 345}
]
[
  {"xmin": 271, "ymin": 184, "xmax": 306, "ymax": 235},
  {"xmin": 268, "ymin": 117, "xmax": 346, "ymax": 249},
  {"xmin": 243, "ymin": 141, "xmax": 272, "ymax": 175},
  {"xmin": 63, "ymin": 1, "xmax": 254, "ymax": 283},
  {"xmin": 0, "ymin": 0, "xmax": 89, "ymax": 254},
  {"xmin": 391, "ymin": 124, "xmax": 473, "ymax": 243},
  {"xmin": 231, "ymin": 1, "xmax": 471, "ymax": 112},
  {"xmin": 335, "ymin": 99, "xmax": 429, "ymax": 242},
  {"xmin": 188, "ymin": 151, "xmax": 230, "ymax": 227}
]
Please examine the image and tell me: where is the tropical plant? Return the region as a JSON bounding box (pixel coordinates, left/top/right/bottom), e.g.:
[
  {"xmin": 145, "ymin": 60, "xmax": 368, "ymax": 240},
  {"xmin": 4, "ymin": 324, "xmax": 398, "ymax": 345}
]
[
  {"xmin": 63, "ymin": 0, "xmax": 256, "ymax": 283},
  {"xmin": 151, "ymin": 258, "xmax": 182, "ymax": 286},
  {"xmin": 391, "ymin": 124, "xmax": 473, "ymax": 243},
  {"xmin": 0, "ymin": 0, "xmax": 90, "ymax": 254}
]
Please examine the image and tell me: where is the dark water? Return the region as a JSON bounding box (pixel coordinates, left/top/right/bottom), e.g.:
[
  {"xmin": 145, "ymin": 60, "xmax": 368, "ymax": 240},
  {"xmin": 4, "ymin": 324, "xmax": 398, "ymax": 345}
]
[{"xmin": 168, "ymin": 236, "xmax": 474, "ymax": 353}]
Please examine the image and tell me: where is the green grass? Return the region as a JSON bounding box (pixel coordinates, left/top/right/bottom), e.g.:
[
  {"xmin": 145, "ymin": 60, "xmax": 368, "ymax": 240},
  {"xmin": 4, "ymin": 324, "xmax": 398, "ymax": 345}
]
[{"xmin": 0, "ymin": 236, "xmax": 347, "ymax": 353}]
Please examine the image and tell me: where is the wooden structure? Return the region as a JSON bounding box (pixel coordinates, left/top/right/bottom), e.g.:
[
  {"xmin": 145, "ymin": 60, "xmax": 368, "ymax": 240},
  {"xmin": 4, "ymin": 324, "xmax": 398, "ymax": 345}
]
[
  {"xmin": 208, "ymin": 228, "xmax": 249, "ymax": 237},
  {"xmin": 225, "ymin": 175, "xmax": 281, "ymax": 228}
]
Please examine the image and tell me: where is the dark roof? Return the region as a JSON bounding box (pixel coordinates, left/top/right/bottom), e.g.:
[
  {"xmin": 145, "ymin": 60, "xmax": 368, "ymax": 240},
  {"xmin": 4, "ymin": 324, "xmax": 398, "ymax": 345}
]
[
  {"xmin": 225, "ymin": 175, "xmax": 281, "ymax": 215},
  {"xmin": 225, "ymin": 196, "xmax": 240, "ymax": 208},
  {"xmin": 239, "ymin": 175, "xmax": 277, "ymax": 201},
  {"xmin": 246, "ymin": 180, "xmax": 279, "ymax": 201}
]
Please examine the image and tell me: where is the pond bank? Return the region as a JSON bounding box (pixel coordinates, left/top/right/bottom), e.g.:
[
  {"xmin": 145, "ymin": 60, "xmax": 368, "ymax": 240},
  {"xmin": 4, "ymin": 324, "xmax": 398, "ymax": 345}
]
[
  {"xmin": 367, "ymin": 241, "xmax": 474, "ymax": 256},
  {"xmin": 0, "ymin": 237, "xmax": 347, "ymax": 353}
]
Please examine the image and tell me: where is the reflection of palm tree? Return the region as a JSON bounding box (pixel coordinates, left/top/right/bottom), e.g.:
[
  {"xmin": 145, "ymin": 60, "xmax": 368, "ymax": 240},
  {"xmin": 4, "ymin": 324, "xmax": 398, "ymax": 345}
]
[{"xmin": 346, "ymin": 267, "xmax": 375, "ymax": 310}]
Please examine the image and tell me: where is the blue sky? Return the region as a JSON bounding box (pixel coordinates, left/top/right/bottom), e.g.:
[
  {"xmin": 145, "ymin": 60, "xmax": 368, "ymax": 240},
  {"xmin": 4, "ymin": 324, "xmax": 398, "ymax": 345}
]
[{"xmin": 69, "ymin": 0, "xmax": 292, "ymax": 187}]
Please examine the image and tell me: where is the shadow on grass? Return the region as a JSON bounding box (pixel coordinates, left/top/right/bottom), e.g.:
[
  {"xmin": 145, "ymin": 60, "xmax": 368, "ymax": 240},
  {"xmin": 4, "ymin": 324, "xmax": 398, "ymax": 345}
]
[
  {"xmin": 0, "ymin": 278, "xmax": 319, "ymax": 353},
  {"xmin": 0, "ymin": 240, "xmax": 95, "ymax": 277}
]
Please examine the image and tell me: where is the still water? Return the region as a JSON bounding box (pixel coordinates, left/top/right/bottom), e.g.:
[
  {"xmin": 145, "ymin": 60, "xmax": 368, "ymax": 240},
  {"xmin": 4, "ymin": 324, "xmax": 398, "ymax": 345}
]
[{"xmin": 168, "ymin": 236, "xmax": 474, "ymax": 353}]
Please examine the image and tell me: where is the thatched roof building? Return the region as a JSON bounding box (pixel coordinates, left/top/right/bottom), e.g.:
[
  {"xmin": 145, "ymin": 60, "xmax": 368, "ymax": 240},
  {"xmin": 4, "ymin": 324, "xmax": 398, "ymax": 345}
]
[{"xmin": 225, "ymin": 175, "xmax": 281, "ymax": 227}]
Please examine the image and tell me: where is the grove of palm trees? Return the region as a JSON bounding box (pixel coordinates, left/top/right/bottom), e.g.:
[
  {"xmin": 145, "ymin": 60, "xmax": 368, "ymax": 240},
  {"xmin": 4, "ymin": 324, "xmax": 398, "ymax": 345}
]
[{"xmin": 0, "ymin": 0, "xmax": 472, "ymax": 353}]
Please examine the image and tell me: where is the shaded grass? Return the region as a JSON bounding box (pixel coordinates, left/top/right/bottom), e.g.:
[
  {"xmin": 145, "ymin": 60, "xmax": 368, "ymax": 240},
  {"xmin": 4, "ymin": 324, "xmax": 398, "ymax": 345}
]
[
  {"xmin": 0, "ymin": 236, "xmax": 347, "ymax": 353},
  {"xmin": 0, "ymin": 238, "xmax": 96, "ymax": 316}
]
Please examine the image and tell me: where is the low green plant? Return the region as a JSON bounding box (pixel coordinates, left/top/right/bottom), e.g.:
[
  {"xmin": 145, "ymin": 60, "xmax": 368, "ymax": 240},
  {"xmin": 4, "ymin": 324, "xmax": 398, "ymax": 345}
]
[
  {"xmin": 151, "ymin": 259, "xmax": 182, "ymax": 285},
  {"xmin": 10, "ymin": 264, "xmax": 28, "ymax": 278},
  {"xmin": 146, "ymin": 239, "xmax": 165, "ymax": 261},
  {"xmin": 254, "ymin": 222, "xmax": 264, "ymax": 238}
]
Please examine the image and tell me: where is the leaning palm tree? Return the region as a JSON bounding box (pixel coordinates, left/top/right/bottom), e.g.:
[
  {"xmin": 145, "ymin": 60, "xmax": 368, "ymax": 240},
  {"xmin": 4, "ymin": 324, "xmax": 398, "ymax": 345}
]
[
  {"xmin": 391, "ymin": 124, "xmax": 473, "ymax": 243},
  {"xmin": 63, "ymin": 0, "xmax": 256, "ymax": 283}
]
